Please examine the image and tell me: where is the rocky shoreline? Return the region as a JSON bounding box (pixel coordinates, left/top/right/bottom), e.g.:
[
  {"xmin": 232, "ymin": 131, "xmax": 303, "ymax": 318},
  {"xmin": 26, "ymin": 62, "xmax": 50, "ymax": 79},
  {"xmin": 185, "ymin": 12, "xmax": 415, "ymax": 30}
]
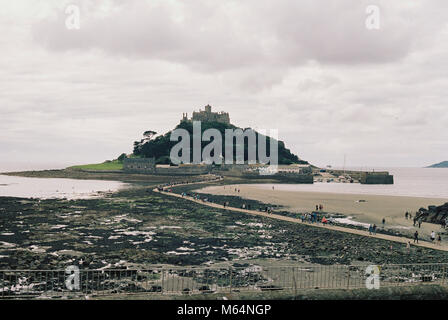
[
  {"xmin": 171, "ymin": 182, "xmax": 418, "ymax": 240},
  {"xmin": 2, "ymin": 178, "xmax": 448, "ymax": 272},
  {"xmin": 416, "ymin": 202, "xmax": 448, "ymax": 226}
]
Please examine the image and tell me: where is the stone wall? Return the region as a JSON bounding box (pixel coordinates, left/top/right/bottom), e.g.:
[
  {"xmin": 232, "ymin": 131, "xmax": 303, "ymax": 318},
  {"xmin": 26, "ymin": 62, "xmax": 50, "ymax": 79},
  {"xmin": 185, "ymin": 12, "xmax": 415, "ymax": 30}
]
[
  {"xmin": 242, "ymin": 171, "xmax": 314, "ymax": 184},
  {"xmin": 359, "ymin": 172, "xmax": 394, "ymax": 184},
  {"xmin": 123, "ymin": 158, "xmax": 212, "ymax": 175},
  {"xmin": 328, "ymin": 169, "xmax": 394, "ymax": 185},
  {"xmin": 156, "ymin": 165, "xmax": 213, "ymax": 176},
  {"xmin": 217, "ymin": 164, "xmax": 250, "ymax": 176},
  {"xmin": 123, "ymin": 158, "xmax": 155, "ymax": 173}
]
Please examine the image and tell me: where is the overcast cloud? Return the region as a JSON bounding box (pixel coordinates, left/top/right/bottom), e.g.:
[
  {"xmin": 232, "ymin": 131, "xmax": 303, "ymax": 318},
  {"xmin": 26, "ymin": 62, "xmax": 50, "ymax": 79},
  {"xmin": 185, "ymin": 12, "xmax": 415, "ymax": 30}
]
[{"xmin": 0, "ymin": 0, "xmax": 447, "ymax": 170}]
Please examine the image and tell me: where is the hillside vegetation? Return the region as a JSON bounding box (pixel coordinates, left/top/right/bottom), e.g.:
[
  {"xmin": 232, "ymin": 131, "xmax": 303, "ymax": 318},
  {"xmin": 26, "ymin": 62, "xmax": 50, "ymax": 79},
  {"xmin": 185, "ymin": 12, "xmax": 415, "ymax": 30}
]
[{"xmin": 133, "ymin": 120, "xmax": 308, "ymax": 165}]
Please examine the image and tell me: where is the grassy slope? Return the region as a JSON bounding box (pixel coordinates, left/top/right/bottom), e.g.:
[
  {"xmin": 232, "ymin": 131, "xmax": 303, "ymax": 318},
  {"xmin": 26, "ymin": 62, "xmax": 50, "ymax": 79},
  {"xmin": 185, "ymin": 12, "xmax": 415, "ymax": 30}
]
[{"xmin": 69, "ymin": 160, "xmax": 123, "ymax": 171}]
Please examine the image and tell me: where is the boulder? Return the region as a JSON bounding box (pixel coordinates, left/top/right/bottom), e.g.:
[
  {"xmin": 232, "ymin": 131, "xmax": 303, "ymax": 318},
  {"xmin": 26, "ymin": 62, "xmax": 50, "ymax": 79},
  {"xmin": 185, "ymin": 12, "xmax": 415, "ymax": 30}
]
[{"xmin": 415, "ymin": 203, "xmax": 448, "ymax": 225}]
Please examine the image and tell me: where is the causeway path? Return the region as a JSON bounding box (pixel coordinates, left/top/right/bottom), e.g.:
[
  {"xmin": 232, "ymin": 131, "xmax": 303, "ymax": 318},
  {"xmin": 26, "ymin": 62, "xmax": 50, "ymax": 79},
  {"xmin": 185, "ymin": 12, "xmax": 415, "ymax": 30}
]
[{"xmin": 154, "ymin": 179, "xmax": 448, "ymax": 252}]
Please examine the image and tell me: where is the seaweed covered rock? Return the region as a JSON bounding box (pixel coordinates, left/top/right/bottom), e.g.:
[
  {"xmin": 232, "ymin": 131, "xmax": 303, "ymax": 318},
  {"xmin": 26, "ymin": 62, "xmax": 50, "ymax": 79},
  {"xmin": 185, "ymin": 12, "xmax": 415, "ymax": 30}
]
[{"xmin": 415, "ymin": 203, "xmax": 448, "ymax": 225}]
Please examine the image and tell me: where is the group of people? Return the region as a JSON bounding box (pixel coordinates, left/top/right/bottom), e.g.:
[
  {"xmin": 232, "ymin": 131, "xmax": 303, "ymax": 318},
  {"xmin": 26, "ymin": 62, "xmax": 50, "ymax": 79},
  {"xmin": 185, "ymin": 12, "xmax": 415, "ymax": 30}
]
[
  {"xmin": 156, "ymin": 175, "xmax": 222, "ymax": 192},
  {"xmin": 430, "ymin": 230, "xmax": 442, "ymax": 245},
  {"xmin": 413, "ymin": 217, "xmax": 423, "ymax": 228},
  {"xmin": 260, "ymin": 206, "xmax": 273, "ymax": 214},
  {"xmin": 405, "ymin": 211, "xmax": 426, "ymax": 228},
  {"xmin": 413, "ymin": 229, "xmax": 442, "ymax": 245},
  {"xmin": 405, "ymin": 211, "xmax": 443, "ymax": 245},
  {"xmin": 161, "ymin": 181, "xmax": 446, "ymax": 249},
  {"xmin": 404, "ymin": 211, "xmax": 414, "ymax": 220},
  {"xmin": 180, "ymin": 192, "xmax": 201, "ymax": 200},
  {"xmin": 300, "ymin": 212, "xmax": 331, "ymax": 225}
]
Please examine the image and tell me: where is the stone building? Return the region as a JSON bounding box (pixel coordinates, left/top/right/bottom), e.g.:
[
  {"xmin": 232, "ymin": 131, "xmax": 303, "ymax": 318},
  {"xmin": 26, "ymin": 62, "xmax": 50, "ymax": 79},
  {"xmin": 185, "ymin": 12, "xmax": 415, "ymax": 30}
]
[
  {"xmin": 123, "ymin": 158, "xmax": 212, "ymax": 175},
  {"xmin": 276, "ymin": 164, "xmax": 312, "ymax": 174},
  {"xmin": 181, "ymin": 105, "xmax": 230, "ymax": 124}
]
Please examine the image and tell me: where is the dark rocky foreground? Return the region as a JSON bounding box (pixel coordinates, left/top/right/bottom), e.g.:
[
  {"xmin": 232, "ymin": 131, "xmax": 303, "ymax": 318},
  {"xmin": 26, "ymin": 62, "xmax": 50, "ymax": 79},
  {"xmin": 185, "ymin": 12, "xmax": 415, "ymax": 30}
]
[
  {"xmin": 2, "ymin": 183, "xmax": 448, "ymax": 271},
  {"xmin": 102, "ymin": 285, "xmax": 448, "ymax": 300}
]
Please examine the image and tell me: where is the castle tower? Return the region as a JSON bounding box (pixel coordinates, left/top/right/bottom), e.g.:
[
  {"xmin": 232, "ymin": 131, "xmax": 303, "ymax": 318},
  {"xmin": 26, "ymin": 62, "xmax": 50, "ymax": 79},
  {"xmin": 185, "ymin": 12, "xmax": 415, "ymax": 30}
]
[{"xmin": 185, "ymin": 105, "xmax": 230, "ymax": 124}]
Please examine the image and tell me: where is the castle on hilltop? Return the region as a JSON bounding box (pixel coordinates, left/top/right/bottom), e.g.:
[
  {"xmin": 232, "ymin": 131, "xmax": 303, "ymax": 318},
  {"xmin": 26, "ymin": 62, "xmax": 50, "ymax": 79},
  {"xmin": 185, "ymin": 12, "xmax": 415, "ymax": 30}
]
[{"xmin": 181, "ymin": 105, "xmax": 230, "ymax": 124}]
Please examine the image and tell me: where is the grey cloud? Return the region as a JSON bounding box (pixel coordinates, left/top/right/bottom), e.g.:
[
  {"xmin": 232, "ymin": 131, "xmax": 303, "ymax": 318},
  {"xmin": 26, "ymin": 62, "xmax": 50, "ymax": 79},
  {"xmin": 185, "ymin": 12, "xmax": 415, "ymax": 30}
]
[
  {"xmin": 32, "ymin": 0, "xmax": 440, "ymax": 72},
  {"xmin": 34, "ymin": 1, "xmax": 265, "ymax": 72},
  {"xmin": 1, "ymin": 0, "xmax": 448, "ymax": 169}
]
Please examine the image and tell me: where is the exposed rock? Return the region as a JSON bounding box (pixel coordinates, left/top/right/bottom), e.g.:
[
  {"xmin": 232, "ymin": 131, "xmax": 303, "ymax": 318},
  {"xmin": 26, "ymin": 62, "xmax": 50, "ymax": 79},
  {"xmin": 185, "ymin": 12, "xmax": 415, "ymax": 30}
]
[{"xmin": 415, "ymin": 203, "xmax": 448, "ymax": 225}]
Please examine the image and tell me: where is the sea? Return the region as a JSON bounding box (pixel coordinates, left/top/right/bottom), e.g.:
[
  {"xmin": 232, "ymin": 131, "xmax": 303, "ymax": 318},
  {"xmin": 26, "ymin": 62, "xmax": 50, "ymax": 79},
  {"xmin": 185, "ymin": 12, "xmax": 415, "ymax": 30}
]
[
  {"xmin": 253, "ymin": 167, "xmax": 448, "ymax": 199},
  {"xmin": 0, "ymin": 165, "xmax": 447, "ymax": 200},
  {"xmin": 0, "ymin": 162, "xmax": 127, "ymax": 199}
]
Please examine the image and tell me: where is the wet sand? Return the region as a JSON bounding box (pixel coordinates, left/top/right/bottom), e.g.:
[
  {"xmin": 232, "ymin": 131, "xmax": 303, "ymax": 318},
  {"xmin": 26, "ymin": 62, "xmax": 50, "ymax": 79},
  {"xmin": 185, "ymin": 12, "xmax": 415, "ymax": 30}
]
[{"xmin": 197, "ymin": 184, "xmax": 448, "ymax": 239}]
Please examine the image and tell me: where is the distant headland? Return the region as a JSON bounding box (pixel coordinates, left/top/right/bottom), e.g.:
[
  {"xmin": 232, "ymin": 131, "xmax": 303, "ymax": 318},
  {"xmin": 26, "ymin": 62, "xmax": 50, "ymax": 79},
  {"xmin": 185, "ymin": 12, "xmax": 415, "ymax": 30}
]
[{"xmin": 427, "ymin": 161, "xmax": 448, "ymax": 168}]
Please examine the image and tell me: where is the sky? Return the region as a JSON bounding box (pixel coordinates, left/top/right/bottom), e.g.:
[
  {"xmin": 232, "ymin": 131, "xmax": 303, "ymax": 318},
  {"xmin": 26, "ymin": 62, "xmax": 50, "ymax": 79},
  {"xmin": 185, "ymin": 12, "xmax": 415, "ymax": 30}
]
[{"xmin": 0, "ymin": 0, "xmax": 447, "ymax": 171}]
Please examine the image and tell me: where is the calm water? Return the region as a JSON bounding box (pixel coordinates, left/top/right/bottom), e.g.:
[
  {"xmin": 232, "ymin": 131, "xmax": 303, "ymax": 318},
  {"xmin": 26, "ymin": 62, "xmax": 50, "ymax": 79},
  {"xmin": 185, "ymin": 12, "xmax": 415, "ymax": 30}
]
[
  {"xmin": 253, "ymin": 168, "xmax": 448, "ymax": 199},
  {"xmin": 0, "ymin": 167, "xmax": 447, "ymax": 200},
  {"xmin": 0, "ymin": 175, "xmax": 128, "ymax": 199}
]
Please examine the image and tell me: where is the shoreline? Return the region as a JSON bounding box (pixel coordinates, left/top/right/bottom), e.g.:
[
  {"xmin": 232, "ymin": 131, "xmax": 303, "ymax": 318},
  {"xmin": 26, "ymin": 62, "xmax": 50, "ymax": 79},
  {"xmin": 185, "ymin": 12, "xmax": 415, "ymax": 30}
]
[
  {"xmin": 157, "ymin": 183, "xmax": 448, "ymax": 252},
  {"xmin": 2, "ymin": 172, "xmax": 448, "ymax": 272},
  {"xmin": 196, "ymin": 184, "xmax": 448, "ymax": 240},
  {"xmin": 252, "ymin": 183, "xmax": 448, "ymax": 200}
]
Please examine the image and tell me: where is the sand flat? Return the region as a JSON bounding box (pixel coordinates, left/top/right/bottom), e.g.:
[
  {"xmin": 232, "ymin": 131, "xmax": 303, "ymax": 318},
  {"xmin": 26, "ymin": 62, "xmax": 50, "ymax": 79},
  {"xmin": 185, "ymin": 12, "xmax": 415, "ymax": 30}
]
[{"xmin": 197, "ymin": 184, "xmax": 448, "ymax": 237}]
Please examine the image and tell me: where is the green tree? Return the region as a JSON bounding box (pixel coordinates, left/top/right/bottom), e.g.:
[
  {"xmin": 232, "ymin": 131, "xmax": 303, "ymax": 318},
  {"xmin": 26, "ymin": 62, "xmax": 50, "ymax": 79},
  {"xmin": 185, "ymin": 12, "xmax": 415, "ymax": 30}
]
[
  {"xmin": 132, "ymin": 121, "xmax": 307, "ymax": 165},
  {"xmin": 117, "ymin": 153, "xmax": 127, "ymax": 162}
]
